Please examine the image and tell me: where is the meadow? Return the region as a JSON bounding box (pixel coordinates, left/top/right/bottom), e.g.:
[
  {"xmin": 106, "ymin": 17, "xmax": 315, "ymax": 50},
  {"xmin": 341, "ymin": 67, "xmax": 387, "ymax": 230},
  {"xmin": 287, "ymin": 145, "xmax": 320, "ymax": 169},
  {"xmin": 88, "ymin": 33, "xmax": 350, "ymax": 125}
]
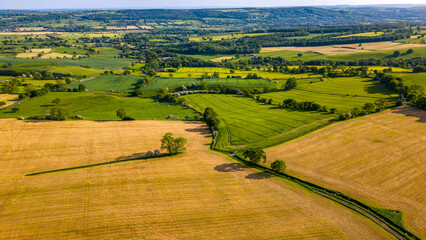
[
  {"xmin": 0, "ymin": 92, "xmax": 194, "ymax": 121},
  {"xmin": 390, "ymin": 72, "xmax": 426, "ymax": 90},
  {"xmin": 0, "ymin": 119, "xmax": 393, "ymax": 239},
  {"xmin": 265, "ymin": 106, "xmax": 426, "ymax": 238},
  {"xmin": 156, "ymin": 67, "xmax": 320, "ymax": 80},
  {"xmin": 182, "ymin": 94, "xmax": 332, "ymax": 150},
  {"xmin": 189, "ymin": 32, "xmax": 270, "ymax": 42},
  {"xmin": 69, "ymin": 75, "xmax": 144, "ymax": 92},
  {"xmin": 261, "ymin": 76, "xmax": 398, "ymax": 112}
]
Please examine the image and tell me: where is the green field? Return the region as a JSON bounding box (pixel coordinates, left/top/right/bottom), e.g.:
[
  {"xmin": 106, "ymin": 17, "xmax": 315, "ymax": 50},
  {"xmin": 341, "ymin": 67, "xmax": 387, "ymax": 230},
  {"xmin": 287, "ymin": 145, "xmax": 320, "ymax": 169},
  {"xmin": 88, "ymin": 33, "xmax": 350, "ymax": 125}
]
[
  {"xmin": 157, "ymin": 67, "xmax": 320, "ymax": 80},
  {"xmin": 189, "ymin": 33, "xmax": 270, "ymax": 42},
  {"xmin": 144, "ymin": 77, "xmax": 277, "ymax": 92},
  {"xmin": 390, "ymin": 72, "xmax": 426, "ymax": 90},
  {"xmin": 261, "ymin": 77, "xmax": 398, "ymax": 112},
  {"xmin": 69, "ymin": 75, "xmax": 144, "ymax": 92},
  {"xmin": 0, "ymin": 92, "xmax": 194, "ymax": 120},
  {"xmin": 336, "ymin": 32, "xmax": 385, "ymax": 38},
  {"xmin": 182, "ymin": 94, "xmax": 332, "ymax": 150},
  {"xmin": 48, "ymin": 65, "xmax": 108, "ymax": 78}
]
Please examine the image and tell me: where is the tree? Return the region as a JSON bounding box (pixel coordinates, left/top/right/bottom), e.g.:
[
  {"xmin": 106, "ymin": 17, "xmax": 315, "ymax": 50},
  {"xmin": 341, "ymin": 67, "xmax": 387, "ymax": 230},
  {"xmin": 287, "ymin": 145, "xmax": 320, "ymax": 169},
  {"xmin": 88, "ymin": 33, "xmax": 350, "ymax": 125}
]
[
  {"xmin": 284, "ymin": 78, "xmax": 297, "ymax": 90},
  {"xmin": 392, "ymin": 51, "xmax": 401, "ymax": 57},
  {"xmin": 297, "ymin": 53, "xmax": 303, "ymax": 57},
  {"xmin": 363, "ymin": 103, "xmax": 375, "ymax": 113},
  {"xmin": 11, "ymin": 107, "xmax": 19, "ymax": 113},
  {"xmin": 243, "ymin": 149, "xmax": 267, "ymax": 164},
  {"xmin": 50, "ymin": 107, "xmax": 68, "ymax": 120},
  {"xmin": 78, "ymin": 84, "xmax": 87, "ymax": 92},
  {"xmin": 0, "ymin": 101, "xmax": 5, "ymax": 107},
  {"xmin": 161, "ymin": 132, "xmax": 187, "ymax": 154},
  {"xmin": 406, "ymin": 49, "xmax": 413, "ymax": 54},
  {"xmin": 52, "ymin": 98, "xmax": 61, "ymax": 105},
  {"xmin": 375, "ymin": 98, "xmax": 388, "ymax": 109},
  {"xmin": 169, "ymin": 73, "xmax": 174, "ymax": 78},
  {"xmin": 116, "ymin": 108, "xmax": 127, "ymax": 120},
  {"xmin": 271, "ymin": 160, "xmax": 286, "ymax": 173},
  {"xmin": 187, "ymin": 73, "xmax": 192, "ymax": 78}
]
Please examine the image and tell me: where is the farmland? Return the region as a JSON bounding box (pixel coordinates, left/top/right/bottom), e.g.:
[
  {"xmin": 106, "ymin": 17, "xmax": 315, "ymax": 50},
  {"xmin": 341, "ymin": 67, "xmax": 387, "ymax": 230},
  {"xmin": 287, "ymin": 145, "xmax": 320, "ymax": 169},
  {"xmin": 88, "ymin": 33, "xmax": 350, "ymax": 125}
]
[
  {"xmin": 69, "ymin": 75, "xmax": 144, "ymax": 92},
  {"xmin": 0, "ymin": 92, "xmax": 194, "ymax": 121},
  {"xmin": 0, "ymin": 119, "xmax": 393, "ymax": 239},
  {"xmin": 0, "ymin": 93, "xmax": 19, "ymax": 108},
  {"xmin": 264, "ymin": 106, "xmax": 426, "ymax": 238},
  {"xmin": 389, "ymin": 72, "xmax": 426, "ymax": 90},
  {"xmin": 182, "ymin": 94, "xmax": 332, "ymax": 150},
  {"xmin": 260, "ymin": 76, "xmax": 398, "ymax": 112}
]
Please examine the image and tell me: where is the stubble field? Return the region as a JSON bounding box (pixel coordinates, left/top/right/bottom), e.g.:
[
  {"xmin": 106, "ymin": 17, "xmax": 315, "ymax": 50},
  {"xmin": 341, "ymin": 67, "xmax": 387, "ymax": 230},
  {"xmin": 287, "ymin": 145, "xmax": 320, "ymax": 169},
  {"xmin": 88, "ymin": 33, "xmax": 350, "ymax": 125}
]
[{"xmin": 0, "ymin": 119, "xmax": 392, "ymax": 239}]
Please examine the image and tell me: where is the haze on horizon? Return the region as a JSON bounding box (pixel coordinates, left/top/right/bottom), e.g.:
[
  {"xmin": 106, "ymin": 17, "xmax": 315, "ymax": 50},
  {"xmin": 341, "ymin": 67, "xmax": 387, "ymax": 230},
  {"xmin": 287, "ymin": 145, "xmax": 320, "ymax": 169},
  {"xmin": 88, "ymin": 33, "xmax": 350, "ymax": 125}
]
[{"xmin": 1, "ymin": 0, "xmax": 425, "ymax": 10}]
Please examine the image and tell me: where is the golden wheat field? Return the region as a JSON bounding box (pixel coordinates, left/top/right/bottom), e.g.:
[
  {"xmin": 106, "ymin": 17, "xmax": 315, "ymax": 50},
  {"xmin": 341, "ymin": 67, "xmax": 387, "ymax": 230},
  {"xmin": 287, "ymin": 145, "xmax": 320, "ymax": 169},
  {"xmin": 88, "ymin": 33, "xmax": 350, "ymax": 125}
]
[
  {"xmin": 0, "ymin": 93, "xmax": 19, "ymax": 108},
  {"xmin": 265, "ymin": 106, "xmax": 426, "ymax": 238},
  {"xmin": 0, "ymin": 119, "xmax": 392, "ymax": 239}
]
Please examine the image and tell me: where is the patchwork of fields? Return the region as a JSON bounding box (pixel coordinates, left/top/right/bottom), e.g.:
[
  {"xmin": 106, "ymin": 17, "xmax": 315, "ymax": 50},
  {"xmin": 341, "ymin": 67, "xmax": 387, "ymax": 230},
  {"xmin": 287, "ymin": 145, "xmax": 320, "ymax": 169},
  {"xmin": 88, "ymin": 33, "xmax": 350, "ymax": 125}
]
[
  {"xmin": 261, "ymin": 76, "xmax": 398, "ymax": 112},
  {"xmin": 69, "ymin": 75, "xmax": 144, "ymax": 92},
  {"xmin": 0, "ymin": 119, "xmax": 393, "ymax": 239},
  {"xmin": 182, "ymin": 94, "xmax": 332, "ymax": 150},
  {"xmin": 265, "ymin": 106, "xmax": 426, "ymax": 238}
]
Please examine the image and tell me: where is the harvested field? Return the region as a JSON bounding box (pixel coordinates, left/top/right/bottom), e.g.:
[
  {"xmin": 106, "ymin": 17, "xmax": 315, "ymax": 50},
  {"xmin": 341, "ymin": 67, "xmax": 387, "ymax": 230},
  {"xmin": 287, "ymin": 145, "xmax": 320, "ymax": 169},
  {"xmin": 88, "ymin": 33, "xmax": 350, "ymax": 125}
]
[
  {"xmin": 17, "ymin": 27, "xmax": 47, "ymax": 31},
  {"xmin": 0, "ymin": 119, "xmax": 392, "ymax": 239},
  {"xmin": 138, "ymin": 25, "xmax": 154, "ymax": 29},
  {"xmin": 265, "ymin": 106, "xmax": 426, "ymax": 238},
  {"xmin": 211, "ymin": 56, "xmax": 234, "ymax": 62},
  {"xmin": 261, "ymin": 41, "xmax": 425, "ymax": 55},
  {"xmin": 40, "ymin": 52, "xmax": 78, "ymax": 59},
  {"xmin": 0, "ymin": 94, "xmax": 19, "ymax": 108},
  {"xmin": 29, "ymin": 48, "xmax": 53, "ymax": 53}
]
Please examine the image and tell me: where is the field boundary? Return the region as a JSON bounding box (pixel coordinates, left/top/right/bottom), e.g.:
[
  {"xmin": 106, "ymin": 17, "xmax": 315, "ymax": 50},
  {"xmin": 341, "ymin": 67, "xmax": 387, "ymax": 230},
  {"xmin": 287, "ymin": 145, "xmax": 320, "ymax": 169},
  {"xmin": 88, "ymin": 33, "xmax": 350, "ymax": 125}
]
[{"xmin": 230, "ymin": 154, "xmax": 420, "ymax": 240}]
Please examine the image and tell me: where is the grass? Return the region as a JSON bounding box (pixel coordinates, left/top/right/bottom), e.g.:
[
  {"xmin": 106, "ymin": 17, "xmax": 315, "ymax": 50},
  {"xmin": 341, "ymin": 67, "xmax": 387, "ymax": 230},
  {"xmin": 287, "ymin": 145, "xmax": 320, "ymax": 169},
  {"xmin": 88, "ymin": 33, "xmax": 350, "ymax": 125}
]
[
  {"xmin": 189, "ymin": 32, "xmax": 270, "ymax": 42},
  {"xmin": 69, "ymin": 75, "xmax": 144, "ymax": 92},
  {"xmin": 182, "ymin": 94, "xmax": 332, "ymax": 150},
  {"xmin": 264, "ymin": 106, "xmax": 426, "ymax": 238},
  {"xmin": 336, "ymin": 32, "xmax": 385, "ymax": 38},
  {"xmin": 0, "ymin": 119, "xmax": 393, "ymax": 239},
  {"xmin": 260, "ymin": 76, "xmax": 398, "ymax": 112},
  {"xmin": 0, "ymin": 93, "xmax": 19, "ymax": 108},
  {"xmin": 389, "ymin": 72, "xmax": 426, "ymax": 90},
  {"xmin": 48, "ymin": 65, "xmax": 109, "ymax": 78},
  {"xmin": 143, "ymin": 77, "xmax": 276, "ymax": 92},
  {"xmin": 0, "ymin": 92, "xmax": 194, "ymax": 121},
  {"xmin": 156, "ymin": 67, "xmax": 320, "ymax": 80}
]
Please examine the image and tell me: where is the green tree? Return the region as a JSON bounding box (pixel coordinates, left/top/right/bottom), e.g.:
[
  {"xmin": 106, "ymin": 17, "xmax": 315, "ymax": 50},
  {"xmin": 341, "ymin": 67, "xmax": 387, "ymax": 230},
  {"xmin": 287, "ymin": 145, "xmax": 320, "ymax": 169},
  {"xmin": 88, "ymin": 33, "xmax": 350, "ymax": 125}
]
[
  {"xmin": 52, "ymin": 98, "xmax": 61, "ymax": 105},
  {"xmin": 243, "ymin": 149, "xmax": 267, "ymax": 164},
  {"xmin": 271, "ymin": 160, "xmax": 286, "ymax": 173},
  {"xmin": 392, "ymin": 51, "xmax": 401, "ymax": 57},
  {"xmin": 375, "ymin": 98, "xmax": 388, "ymax": 109},
  {"xmin": 169, "ymin": 73, "xmax": 174, "ymax": 78},
  {"xmin": 50, "ymin": 107, "xmax": 68, "ymax": 120},
  {"xmin": 406, "ymin": 49, "xmax": 413, "ymax": 54},
  {"xmin": 0, "ymin": 101, "xmax": 6, "ymax": 107},
  {"xmin": 116, "ymin": 108, "xmax": 127, "ymax": 120},
  {"xmin": 161, "ymin": 132, "xmax": 187, "ymax": 154},
  {"xmin": 284, "ymin": 78, "xmax": 297, "ymax": 90},
  {"xmin": 11, "ymin": 107, "xmax": 19, "ymax": 113},
  {"xmin": 363, "ymin": 103, "xmax": 375, "ymax": 113},
  {"xmin": 78, "ymin": 84, "xmax": 87, "ymax": 92}
]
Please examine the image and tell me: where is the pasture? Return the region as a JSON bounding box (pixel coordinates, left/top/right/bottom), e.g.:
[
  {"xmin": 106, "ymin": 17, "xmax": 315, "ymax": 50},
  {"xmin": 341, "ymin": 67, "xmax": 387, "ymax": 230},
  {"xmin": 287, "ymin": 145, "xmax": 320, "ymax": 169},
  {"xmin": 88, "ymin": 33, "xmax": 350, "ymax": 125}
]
[
  {"xmin": 156, "ymin": 67, "xmax": 320, "ymax": 80},
  {"xmin": 390, "ymin": 72, "xmax": 426, "ymax": 90},
  {"xmin": 265, "ymin": 106, "xmax": 426, "ymax": 238},
  {"xmin": 0, "ymin": 92, "xmax": 194, "ymax": 121},
  {"xmin": 189, "ymin": 32, "xmax": 270, "ymax": 42},
  {"xmin": 48, "ymin": 65, "xmax": 108, "ymax": 78},
  {"xmin": 182, "ymin": 94, "xmax": 332, "ymax": 150},
  {"xmin": 0, "ymin": 119, "xmax": 392, "ymax": 239},
  {"xmin": 261, "ymin": 76, "xmax": 398, "ymax": 112},
  {"xmin": 143, "ymin": 77, "xmax": 276, "ymax": 92},
  {"xmin": 69, "ymin": 75, "xmax": 143, "ymax": 92}
]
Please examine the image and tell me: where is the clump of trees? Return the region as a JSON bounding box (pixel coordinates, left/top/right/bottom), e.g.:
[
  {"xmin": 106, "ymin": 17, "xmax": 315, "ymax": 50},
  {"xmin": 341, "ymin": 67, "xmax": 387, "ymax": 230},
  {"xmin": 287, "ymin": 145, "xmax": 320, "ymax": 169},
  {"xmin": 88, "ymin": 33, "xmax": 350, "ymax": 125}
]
[
  {"xmin": 271, "ymin": 160, "xmax": 286, "ymax": 173},
  {"xmin": 243, "ymin": 149, "xmax": 267, "ymax": 164},
  {"xmin": 282, "ymin": 98, "xmax": 327, "ymax": 112},
  {"xmin": 203, "ymin": 107, "xmax": 220, "ymax": 130},
  {"xmin": 161, "ymin": 132, "xmax": 187, "ymax": 154}
]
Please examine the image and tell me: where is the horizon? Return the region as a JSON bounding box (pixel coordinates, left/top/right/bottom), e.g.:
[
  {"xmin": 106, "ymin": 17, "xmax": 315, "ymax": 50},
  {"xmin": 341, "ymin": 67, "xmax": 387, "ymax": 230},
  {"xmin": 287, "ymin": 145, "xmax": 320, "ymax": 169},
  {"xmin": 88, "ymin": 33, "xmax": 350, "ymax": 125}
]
[{"xmin": 1, "ymin": 1, "xmax": 425, "ymax": 10}]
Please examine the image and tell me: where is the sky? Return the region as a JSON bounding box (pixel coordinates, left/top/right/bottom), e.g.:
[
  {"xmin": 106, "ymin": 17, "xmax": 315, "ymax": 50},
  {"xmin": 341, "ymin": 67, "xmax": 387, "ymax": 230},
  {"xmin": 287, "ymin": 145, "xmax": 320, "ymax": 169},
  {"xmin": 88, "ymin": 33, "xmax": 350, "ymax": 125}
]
[{"xmin": 0, "ymin": 0, "xmax": 425, "ymax": 9}]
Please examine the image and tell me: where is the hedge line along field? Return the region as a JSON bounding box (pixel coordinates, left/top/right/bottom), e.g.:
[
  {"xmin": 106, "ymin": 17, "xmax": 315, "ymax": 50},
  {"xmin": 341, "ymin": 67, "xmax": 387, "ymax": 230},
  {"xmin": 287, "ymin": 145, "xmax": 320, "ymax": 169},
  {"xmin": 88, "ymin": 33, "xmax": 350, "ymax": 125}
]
[
  {"xmin": 264, "ymin": 106, "xmax": 426, "ymax": 238},
  {"xmin": 261, "ymin": 76, "xmax": 398, "ymax": 112},
  {"xmin": 0, "ymin": 92, "xmax": 194, "ymax": 120},
  {"xmin": 69, "ymin": 75, "xmax": 144, "ymax": 92},
  {"xmin": 390, "ymin": 72, "xmax": 426, "ymax": 90},
  {"xmin": 143, "ymin": 77, "xmax": 277, "ymax": 92},
  {"xmin": 156, "ymin": 67, "xmax": 321, "ymax": 80},
  {"xmin": 182, "ymin": 94, "xmax": 331, "ymax": 150},
  {"xmin": 0, "ymin": 119, "xmax": 393, "ymax": 239}
]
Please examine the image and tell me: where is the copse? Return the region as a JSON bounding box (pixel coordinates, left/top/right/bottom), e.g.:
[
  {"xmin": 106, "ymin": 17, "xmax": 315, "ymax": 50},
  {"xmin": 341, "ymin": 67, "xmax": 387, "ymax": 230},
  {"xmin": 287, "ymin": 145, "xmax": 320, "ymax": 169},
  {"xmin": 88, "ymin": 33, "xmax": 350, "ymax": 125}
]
[
  {"xmin": 203, "ymin": 107, "xmax": 220, "ymax": 130},
  {"xmin": 284, "ymin": 78, "xmax": 297, "ymax": 90},
  {"xmin": 161, "ymin": 132, "xmax": 187, "ymax": 154}
]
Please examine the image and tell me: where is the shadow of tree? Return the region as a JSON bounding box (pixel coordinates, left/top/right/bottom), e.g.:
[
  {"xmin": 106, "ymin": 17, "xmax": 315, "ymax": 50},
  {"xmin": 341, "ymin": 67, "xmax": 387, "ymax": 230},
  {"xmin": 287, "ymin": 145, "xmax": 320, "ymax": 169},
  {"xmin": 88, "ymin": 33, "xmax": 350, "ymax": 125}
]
[
  {"xmin": 245, "ymin": 172, "xmax": 272, "ymax": 180},
  {"xmin": 393, "ymin": 106, "xmax": 426, "ymax": 123},
  {"xmin": 214, "ymin": 163, "xmax": 248, "ymax": 172}
]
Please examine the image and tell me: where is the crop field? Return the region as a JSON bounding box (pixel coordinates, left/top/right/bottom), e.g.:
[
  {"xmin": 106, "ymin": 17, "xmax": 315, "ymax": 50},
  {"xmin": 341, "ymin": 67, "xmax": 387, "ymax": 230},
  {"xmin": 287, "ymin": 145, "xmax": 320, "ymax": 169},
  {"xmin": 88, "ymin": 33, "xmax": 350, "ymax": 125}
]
[
  {"xmin": 189, "ymin": 32, "xmax": 270, "ymax": 42},
  {"xmin": 143, "ymin": 77, "xmax": 276, "ymax": 92},
  {"xmin": 264, "ymin": 106, "xmax": 426, "ymax": 238},
  {"xmin": 390, "ymin": 72, "xmax": 426, "ymax": 90},
  {"xmin": 0, "ymin": 92, "xmax": 194, "ymax": 120},
  {"xmin": 0, "ymin": 94, "xmax": 19, "ymax": 108},
  {"xmin": 156, "ymin": 67, "xmax": 320, "ymax": 80},
  {"xmin": 48, "ymin": 65, "xmax": 108, "ymax": 78},
  {"xmin": 69, "ymin": 75, "xmax": 143, "ymax": 92},
  {"xmin": 0, "ymin": 119, "xmax": 392, "ymax": 239},
  {"xmin": 261, "ymin": 41, "xmax": 425, "ymax": 55},
  {"xmin": 182, "ymin": 94, "xmax": 332, "ymax": 150},
  {"xmin": 261, "ymin": 76, "xmax": 398, "ymax": 112},
  {"xmin": 337, "ymin": 32, "xmax": 385, "ymax": 38}
]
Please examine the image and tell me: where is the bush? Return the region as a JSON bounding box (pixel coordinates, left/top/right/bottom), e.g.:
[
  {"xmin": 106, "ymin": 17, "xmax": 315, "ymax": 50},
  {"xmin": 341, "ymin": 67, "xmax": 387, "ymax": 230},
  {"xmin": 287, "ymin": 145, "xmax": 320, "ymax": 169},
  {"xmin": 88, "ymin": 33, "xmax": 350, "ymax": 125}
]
[
  {"xmin": 0, "ymin": 101, "xmax": 6, "ymax": 107},
  {"xmin": 271, "ymin": 160, "xmax": 286, "ymax": 173},
  {"xmin": 50, "ymin": 107, "xmax": 69, "ymax": 121}
]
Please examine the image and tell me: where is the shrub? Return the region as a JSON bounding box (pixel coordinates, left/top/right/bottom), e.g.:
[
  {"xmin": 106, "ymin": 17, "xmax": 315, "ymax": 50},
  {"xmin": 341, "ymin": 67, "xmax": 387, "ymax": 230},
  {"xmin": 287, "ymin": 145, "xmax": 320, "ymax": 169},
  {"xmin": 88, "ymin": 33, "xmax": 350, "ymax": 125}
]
[
  {"xmin": 154, "ymin": 149, "xmax": 160, "ymax": 156},
  {"xmin": 50, "ymin": 107, "xmax": 69, "ymax": 121}
]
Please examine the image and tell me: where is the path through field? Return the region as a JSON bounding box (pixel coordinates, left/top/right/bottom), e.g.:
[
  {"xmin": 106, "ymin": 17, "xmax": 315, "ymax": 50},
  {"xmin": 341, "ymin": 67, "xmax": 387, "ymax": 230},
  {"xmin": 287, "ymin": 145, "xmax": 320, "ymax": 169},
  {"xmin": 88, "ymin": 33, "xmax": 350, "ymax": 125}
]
[{"xmin": 0, "ymin": 119, "xmax": 392, "ymax": 239}]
